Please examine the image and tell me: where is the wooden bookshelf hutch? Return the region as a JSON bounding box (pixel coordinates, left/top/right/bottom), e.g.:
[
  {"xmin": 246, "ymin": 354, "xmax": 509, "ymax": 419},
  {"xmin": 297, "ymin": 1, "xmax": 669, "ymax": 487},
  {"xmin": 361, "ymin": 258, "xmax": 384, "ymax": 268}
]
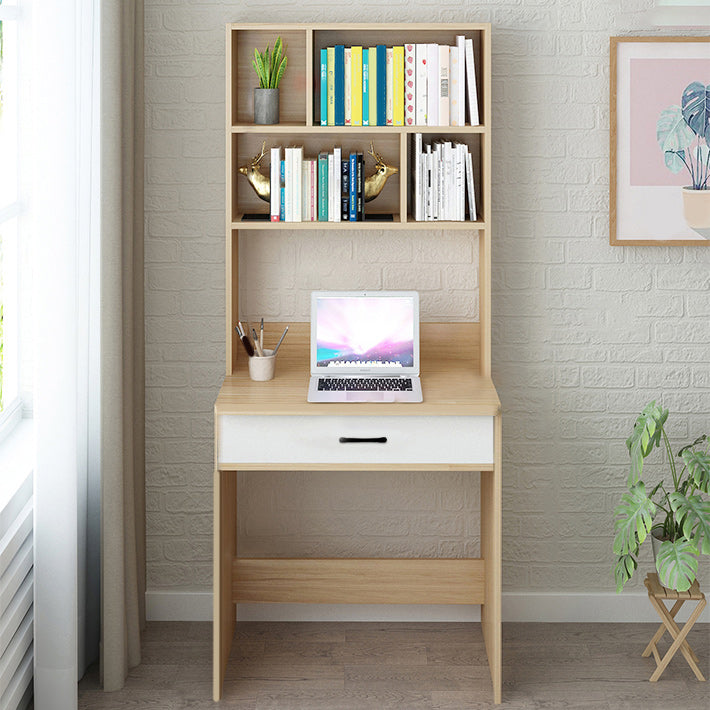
[{"xmin": 214, "ymin": 22, "xmax": 502, "ymax": 704}]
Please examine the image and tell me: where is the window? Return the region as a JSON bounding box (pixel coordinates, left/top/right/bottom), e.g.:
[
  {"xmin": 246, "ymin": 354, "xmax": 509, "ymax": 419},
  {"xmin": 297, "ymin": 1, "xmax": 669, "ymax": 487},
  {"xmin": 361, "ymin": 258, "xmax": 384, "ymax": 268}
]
[{"xmin": 0, "ymin": 0, "xmax": 22, "ymax": 436}]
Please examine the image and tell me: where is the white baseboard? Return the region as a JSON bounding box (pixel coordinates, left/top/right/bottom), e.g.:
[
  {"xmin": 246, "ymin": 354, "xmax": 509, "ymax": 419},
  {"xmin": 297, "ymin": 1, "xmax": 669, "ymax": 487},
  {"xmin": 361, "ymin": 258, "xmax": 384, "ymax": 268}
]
[{"xmin": 146, "ymin": 589, "xmax": 710, "ymax": 624}]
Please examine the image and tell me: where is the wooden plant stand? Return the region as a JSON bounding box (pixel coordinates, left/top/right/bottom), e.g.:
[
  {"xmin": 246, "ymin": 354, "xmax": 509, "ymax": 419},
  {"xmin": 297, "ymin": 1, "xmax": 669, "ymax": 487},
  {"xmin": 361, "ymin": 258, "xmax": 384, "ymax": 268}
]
[{"xmin": 642, "ymin": 572, "xmax": 707, "ymax": 682}]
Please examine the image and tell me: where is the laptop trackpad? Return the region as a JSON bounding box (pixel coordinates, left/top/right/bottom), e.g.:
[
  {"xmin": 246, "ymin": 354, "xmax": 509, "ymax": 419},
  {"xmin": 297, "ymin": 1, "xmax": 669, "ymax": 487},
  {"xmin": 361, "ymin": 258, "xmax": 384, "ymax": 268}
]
[{"xmin": 346, "ymin": 391, "xmax": 395, "ymax": 402}]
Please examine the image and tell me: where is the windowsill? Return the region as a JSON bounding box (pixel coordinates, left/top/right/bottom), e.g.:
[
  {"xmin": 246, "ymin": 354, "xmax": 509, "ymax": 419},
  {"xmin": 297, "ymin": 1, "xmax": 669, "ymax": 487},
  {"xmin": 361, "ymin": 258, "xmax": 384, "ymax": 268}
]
[{"xmin": 0, "ymin": 419, "xmax": 34, "ymax": 514}]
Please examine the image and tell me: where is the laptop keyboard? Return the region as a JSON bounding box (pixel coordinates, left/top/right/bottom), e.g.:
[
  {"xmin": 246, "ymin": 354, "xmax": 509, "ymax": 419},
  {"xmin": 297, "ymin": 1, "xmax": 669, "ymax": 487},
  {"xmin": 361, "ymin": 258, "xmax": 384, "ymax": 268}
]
[{"xmin": 318, "ymin": 377, "xmax": 413, "ymax": 392}]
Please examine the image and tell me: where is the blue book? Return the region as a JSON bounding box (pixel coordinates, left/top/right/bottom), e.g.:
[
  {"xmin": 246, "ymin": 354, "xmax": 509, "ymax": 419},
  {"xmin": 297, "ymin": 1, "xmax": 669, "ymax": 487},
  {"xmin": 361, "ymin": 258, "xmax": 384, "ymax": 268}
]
[
  {"xmin": 320, "ymin": 49, "xmax": 328, "ymax": 126},
  {"xmin": 362, "ymin": 49, "xmax": 369, "ymax": 126},
  {"xmin": 341, "ymin": 159, "xmax": 350, "ymax": 222},
  {"xmin": 376, "ymin": 45, "xmax": 386, "ymax": 126},
  {"xmin": 318, "ymin": 153, "xmax": 328, "ymax": 221},
  {"xmin": 349, "ymin": 153, "xmax": 357, "ymax": 221},
  {"xmin": 334, "ymin": 45, "xmax": 345, "ymax": 126},
  {"xmin": 279, "ymin": 159, "xmax": 285, "ymax": 221}
]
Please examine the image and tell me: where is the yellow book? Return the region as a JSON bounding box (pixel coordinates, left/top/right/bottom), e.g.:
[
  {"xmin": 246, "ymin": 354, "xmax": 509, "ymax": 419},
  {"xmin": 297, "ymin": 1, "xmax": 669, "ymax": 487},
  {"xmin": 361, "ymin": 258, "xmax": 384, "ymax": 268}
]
[
  {"xmin": 351, "ymin": 46, "xmax": 363, "ymax": 126},
  {"xmin": 368, "ymin": 46, "xmax": 378, "ymax": 126},
  {"xmin": 327, "ymin": 46, "xmax": 335, "ymax": 126},
  {"xmin": 393, "ymin": 46, "xmax": 404, "ymax": 126}
]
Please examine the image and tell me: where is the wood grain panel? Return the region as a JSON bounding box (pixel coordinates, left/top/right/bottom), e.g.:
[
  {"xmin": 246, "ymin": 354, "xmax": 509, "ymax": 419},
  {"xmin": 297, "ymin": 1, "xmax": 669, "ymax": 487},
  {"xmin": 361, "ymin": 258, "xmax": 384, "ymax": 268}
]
[
  {"xmin": 480, "ymin": 413, "xmax": 502, "ymax": 704},
  {"xmin": 216, "ymin": 322, "xmax": 500, "ymax": 417},
  {"xmin": 213, "ymin": 469, "xmax": 237, "ymax": 701},
  {"xmin": 233, "ymin": 558, "xmax": 485, "ymax": 605}
]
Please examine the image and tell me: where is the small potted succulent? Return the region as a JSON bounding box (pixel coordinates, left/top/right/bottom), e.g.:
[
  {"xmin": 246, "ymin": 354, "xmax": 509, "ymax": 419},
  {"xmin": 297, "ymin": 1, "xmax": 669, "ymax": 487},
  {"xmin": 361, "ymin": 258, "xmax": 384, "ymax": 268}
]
[
  {"xmin": 657, "ymin": 81, "xmax": 710, "ymax": 236},
  {"xmin": 613, "ymin": 401, "xmax": 710, "ymax": 593},
  {"xmin": 252, "ymin": 36, "xmax": 287, "ymax": 125}
]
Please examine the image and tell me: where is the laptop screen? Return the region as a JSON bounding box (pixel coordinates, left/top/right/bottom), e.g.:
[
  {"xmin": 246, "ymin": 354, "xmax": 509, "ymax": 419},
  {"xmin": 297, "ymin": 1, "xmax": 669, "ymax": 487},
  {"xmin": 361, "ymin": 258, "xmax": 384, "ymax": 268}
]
[{"xmin": 312, "ymin": 293, "xmax": 418, "ymax": 371}]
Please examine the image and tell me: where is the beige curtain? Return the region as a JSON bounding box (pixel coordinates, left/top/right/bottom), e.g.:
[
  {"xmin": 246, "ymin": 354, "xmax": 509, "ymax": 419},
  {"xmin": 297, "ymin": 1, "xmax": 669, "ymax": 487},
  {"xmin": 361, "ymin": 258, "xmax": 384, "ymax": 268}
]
[{"xmin": 100, "ymin": 0, "xmax": 146, "ymax": 692}]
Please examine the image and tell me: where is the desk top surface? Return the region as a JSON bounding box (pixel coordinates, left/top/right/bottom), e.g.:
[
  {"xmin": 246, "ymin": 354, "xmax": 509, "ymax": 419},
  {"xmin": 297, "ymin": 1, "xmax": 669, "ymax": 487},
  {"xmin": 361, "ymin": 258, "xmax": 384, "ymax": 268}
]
[{"xmin": 215, "ymin": 323, "xmax": 501, "ymax": 417}]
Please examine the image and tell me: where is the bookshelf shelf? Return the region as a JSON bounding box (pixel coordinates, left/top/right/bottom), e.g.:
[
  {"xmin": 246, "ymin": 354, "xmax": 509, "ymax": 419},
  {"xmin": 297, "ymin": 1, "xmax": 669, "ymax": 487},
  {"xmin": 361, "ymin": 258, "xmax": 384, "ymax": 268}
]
[
  {"xmin": 233, "ymin": 125, "xmax": 487, "ymax": 134},
  {"xmin": 231, "ymin": 216, "xmax": 487, "ymax": 230},
  {"xmin": 217, "ymin": 21, "xmax": 499, "ymax": 706}
]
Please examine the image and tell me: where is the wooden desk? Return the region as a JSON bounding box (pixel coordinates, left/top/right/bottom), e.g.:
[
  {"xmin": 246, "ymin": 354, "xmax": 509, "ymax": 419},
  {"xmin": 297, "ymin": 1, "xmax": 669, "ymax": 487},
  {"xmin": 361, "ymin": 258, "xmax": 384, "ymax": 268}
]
[{"xmin": 213, "ymin": 322, "xmax": 502, "ymax": 703}]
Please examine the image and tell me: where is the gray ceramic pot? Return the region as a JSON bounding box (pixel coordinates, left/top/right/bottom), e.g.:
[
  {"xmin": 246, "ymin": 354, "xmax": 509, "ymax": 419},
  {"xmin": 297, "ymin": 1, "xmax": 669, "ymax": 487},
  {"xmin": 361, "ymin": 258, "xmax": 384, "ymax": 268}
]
[{"xmin": 254, "ymin": 88, "xmax": 279, "ymax": 125}]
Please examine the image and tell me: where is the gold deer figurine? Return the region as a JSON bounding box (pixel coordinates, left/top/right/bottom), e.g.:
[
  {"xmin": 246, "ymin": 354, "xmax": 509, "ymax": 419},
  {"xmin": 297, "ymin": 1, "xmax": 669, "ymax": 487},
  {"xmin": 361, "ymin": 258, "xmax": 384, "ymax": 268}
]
[
  {"xmin": 238, "ymin": 141, "xmax": 398, "ymax": 203},
  {"xmin": 238, "ymin": 141, "xmax": 272, "ymax": 202}
]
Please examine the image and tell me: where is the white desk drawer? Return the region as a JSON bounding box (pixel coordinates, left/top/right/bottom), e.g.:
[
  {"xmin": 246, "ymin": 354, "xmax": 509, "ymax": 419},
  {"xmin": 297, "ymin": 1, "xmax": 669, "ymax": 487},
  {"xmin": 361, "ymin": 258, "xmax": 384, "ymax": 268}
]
[{"xmin": 218, "ymin": 415, "xmax": 494, "ymax": 466}]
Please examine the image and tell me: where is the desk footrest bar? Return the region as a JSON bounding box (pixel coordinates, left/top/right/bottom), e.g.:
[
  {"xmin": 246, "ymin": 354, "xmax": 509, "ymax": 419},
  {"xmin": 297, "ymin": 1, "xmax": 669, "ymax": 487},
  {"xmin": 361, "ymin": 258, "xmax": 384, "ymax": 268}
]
[{"xmin": 233, "ymin": 557, "xmax": 485, "ymax": 605}]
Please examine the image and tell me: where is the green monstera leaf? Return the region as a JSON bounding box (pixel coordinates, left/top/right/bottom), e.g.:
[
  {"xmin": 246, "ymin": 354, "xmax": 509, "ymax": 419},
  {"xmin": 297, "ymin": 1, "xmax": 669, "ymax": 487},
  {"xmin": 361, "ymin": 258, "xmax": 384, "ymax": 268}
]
[
  {"xmin": 614, "ymin": 553, "xmax": 638, "ymax": 593},
  {"xmin": 625, "ymin": 401, "xmax": 668, "ymax": 486},
  {"xmin": 668, "ymin": 492, "xmax": 710, "ymax": 554},
  {"xmin": 682, "ymin": 448, "xmax": 710, "ymax": 493},
  {"xmin": 682, "ymin": 81, "xmax": 710, "ymax": 142},
  {"xmin": 656, "ymin": 538, "xmax": 698, "ymax": 592},
  {"xmin": 664, "ymin": 149, "xmax": 686, "ymax": 174},
  {"xmin": 613, "ymin": 482, "xmax": 656, "ymax": 556},
  {"xmin": 657, "ymin": 105, "xmax": 696, "ymax": 160}
]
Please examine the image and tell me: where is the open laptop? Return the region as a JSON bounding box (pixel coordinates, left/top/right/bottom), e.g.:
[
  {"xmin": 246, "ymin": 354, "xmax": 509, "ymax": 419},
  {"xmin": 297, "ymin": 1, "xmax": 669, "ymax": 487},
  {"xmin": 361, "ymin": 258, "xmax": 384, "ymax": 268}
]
[{"xmin": 307, "ymin": 291, "xmax": 423, "ymax": 403}]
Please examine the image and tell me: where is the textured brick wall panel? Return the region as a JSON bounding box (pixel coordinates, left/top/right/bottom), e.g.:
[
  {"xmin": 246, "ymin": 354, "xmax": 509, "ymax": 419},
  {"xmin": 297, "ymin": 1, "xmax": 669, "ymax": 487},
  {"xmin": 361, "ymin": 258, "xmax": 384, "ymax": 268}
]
[{"xmin": 144, "ymin": 0, "xmax": 709, "ymax": 596}]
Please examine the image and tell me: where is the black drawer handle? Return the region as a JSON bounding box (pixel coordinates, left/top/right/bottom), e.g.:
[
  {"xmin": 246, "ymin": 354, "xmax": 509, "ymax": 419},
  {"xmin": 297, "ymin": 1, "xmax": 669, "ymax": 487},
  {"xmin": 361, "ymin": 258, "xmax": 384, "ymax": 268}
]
[{"xmin": 338, "ymin": 436, "xmax": 388, "ymax": 444}]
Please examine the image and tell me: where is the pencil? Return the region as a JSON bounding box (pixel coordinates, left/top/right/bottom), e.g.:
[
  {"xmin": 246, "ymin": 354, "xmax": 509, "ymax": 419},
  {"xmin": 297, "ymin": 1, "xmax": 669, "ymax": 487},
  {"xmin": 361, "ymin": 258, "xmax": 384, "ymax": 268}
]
[{"xmin": 272, "ymin": 325, "xmax": 289, "ymax": 356}]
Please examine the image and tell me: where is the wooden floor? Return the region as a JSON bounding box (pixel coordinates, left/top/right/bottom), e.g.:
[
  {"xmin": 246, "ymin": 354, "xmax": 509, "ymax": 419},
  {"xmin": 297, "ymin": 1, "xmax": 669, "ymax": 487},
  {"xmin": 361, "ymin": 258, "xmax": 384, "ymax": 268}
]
[{"xmin": 78, "ymin": 621, "xmax": 709, "ymax": 709}]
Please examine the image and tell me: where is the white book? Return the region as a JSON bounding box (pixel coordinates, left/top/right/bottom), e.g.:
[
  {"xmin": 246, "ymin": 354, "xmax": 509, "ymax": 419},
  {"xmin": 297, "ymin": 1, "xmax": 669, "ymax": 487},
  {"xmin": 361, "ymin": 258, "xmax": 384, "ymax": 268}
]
[
  {"xmin": 293, "ymin": 146, "xmax": 303, "ymax": 222},
  {"xmin": 443, "ymin": 142, "xmax": 452, "ymax": 220},
  {"xmin": 432, "ymin": 143, "xmax": 440, "ymax": 221},
  {"xmin": 284, "ymin": 147, "xmax": 293, "ymax": 222},
  {"xmin": 426, "ymin": 44, "xmax": 439, "ymax": 126},
  {"xmin": 333, "ymin": 147, "xmax": 341, "ymax": 222},
  {"xmin": 386, "ymin": 47, "xmax": 394, "ymax": 125},
  {"xmin": 327, "ymin": 153, "xmax": 334, "ymax": 221},
  {"xmin": 404, "ymin": 43, "xmax": 416, "ymax": 127},
  {"xmin": 415, "ymin": 44, "xmax": 428, "ymax": 125},
  {"xmin": 344, "ymin": 48, "xmax": 352, "ymax": 126},
  {"xmin": 449, "ymin": 46, "xmax": 461, "ymax": 127},
  {"xmin": 425, "ymin": 145, "xmax": 432, "ymax": 221},
  {"xmin": 414, "ymin": 133, "xmax": 422, "ymax": 221},
  {"xmin": 454, "ymin": 36, "xmax": 466, "ymax": 127},
  {"xmin": 465, "ymin": 149, "xmax": 477, "ymax": 221},
  {"xmin": 438, "ymin": 45, "xmax": 450, "ymax": 127},
  {"xmin": 455, "ymin": 144, "xmax": 465, "ymax": 221},
  {"xmin": 302, "ymin": 160, "xmax": 310, "ymax": 221},
  {"xmin": 464, "ymin": 38, "xmax": 480, "ymax": 126},
  {"xmin": 270, "ymin": 147, "xmax": 281, "ymax": 221}
]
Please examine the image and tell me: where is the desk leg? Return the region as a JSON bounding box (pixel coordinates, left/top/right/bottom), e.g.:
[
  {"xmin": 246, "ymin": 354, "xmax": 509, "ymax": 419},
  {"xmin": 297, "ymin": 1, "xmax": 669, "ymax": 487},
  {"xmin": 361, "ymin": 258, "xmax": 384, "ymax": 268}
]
[
  {"xmin": 213, "ymin": 468, "xmax": 237, "ymax": 701},
  {"xmin": 481, "ymin": 414, "xmax": 502, "ymax": 704}
]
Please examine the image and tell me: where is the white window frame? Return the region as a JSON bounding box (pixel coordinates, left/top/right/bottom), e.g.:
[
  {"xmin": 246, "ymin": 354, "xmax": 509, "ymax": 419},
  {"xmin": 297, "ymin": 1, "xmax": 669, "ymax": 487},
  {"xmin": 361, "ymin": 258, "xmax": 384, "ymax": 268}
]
[{"xmin": 0, "ymin": 2, "xmax": 24, "ymax": 443}]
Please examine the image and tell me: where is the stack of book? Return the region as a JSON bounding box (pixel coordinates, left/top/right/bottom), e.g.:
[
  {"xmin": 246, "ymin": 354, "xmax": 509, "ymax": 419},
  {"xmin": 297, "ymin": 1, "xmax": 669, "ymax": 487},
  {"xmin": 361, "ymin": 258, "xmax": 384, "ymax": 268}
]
[
  {"xmin": 413, "ymin": 133, "xmax": 477, "ymax": 222},
  {"xmin": 318, "ymin": 37, "xmax": 480, "ymax": 127},
  {"xmin": 269, "ymin": 146, "xmax": 367, "ymax": 222}
]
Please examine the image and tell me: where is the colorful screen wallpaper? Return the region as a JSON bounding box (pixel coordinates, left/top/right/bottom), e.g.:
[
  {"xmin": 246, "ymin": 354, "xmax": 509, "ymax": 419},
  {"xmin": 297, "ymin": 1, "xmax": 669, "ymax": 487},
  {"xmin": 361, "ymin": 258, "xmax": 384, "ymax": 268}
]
[{"xmin": 316, "ymin": 296, "xmax": 415, "ymax": 368}]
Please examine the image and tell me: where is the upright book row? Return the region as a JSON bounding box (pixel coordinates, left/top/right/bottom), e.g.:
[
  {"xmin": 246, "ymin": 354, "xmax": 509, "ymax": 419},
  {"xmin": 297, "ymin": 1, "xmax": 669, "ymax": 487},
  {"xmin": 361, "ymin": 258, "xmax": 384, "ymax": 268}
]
[
  {"xmin": 268, "ymin": 146, "xmax": 367, "ymax": 223},
  {"xmin": 318, "ymin": 38, "xmax": 479, "ymax": 128},
  {"xmin": 413, "ymin": 134, "xmax": 477, "ymax": 222}
]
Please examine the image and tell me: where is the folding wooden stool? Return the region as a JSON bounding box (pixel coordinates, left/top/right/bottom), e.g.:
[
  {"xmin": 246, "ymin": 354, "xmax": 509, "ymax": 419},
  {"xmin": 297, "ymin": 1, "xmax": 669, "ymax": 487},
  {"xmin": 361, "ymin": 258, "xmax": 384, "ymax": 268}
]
[{"xmin": 642, "ymin": 572, "xmax": 706, "ymax": 682}]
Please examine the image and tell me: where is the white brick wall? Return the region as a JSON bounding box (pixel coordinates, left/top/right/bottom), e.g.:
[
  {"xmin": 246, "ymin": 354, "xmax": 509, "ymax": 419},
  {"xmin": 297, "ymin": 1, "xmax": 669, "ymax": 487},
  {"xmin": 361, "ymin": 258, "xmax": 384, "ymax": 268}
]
[{"xmin": 144, "ymin": 0, "xmax": 709, "ymax": 599}]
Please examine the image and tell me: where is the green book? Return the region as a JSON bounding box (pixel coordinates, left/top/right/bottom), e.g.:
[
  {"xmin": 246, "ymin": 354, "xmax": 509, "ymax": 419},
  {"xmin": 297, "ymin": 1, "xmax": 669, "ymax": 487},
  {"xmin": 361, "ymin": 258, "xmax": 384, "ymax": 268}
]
[{"xmin": 318, "ymin": 153, "xmax": 329, "ymax": 221}]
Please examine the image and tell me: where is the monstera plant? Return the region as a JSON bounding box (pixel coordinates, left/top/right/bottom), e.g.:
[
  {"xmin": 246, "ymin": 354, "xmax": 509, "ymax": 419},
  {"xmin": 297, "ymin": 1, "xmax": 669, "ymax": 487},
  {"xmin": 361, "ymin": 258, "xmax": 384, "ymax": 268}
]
[
  {"xmin": 613, "ymin": 401, "xmax": 710, "ymax": 593},
  {"xmin": 657, "ymin": 81, "xmax": 710, "ymax": 234},
  {"xmin": 658, "ymin": 81, "xmax": 710, "ymax": 189}
]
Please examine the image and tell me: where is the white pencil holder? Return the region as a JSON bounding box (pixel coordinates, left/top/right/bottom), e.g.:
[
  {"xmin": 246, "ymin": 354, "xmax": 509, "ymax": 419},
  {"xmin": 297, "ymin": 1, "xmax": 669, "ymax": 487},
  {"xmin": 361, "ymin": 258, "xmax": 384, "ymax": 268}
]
[{"xmin": 248, "ymin": 349, "xmax": 276, "ymax": 381}]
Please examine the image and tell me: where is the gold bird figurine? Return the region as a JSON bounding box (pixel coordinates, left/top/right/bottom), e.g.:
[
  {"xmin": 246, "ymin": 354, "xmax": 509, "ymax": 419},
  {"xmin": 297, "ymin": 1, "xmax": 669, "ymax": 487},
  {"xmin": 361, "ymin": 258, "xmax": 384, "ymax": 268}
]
[{"xmin": 238, "ymin": 141, "xmax": 398, "ymax": 203}]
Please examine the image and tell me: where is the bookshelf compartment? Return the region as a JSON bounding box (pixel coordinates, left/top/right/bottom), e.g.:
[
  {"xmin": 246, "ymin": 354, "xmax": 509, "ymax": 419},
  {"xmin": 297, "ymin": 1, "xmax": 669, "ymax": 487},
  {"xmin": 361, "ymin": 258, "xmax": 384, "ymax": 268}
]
[
  {"xmin": 406, "ymin": 132, "xmax": 483, "ymax": 224},
  {"xmin": 230, "ymin": 27, "xmax": 309, "ymax": 126},
  {"xmin": 311, "ymin": 26, "xmax": 487, "ymax": 129},
  {"xmin": 231, "ymin": 131, "xmax": 402, "ymax": 223}
]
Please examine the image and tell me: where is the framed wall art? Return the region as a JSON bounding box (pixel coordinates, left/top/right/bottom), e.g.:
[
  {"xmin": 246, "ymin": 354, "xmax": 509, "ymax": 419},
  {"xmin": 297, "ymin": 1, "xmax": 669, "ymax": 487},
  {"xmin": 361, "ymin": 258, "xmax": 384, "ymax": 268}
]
[{"xmin": 610, "ymin": 36, "xmax": 710, "ymax": 246}]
